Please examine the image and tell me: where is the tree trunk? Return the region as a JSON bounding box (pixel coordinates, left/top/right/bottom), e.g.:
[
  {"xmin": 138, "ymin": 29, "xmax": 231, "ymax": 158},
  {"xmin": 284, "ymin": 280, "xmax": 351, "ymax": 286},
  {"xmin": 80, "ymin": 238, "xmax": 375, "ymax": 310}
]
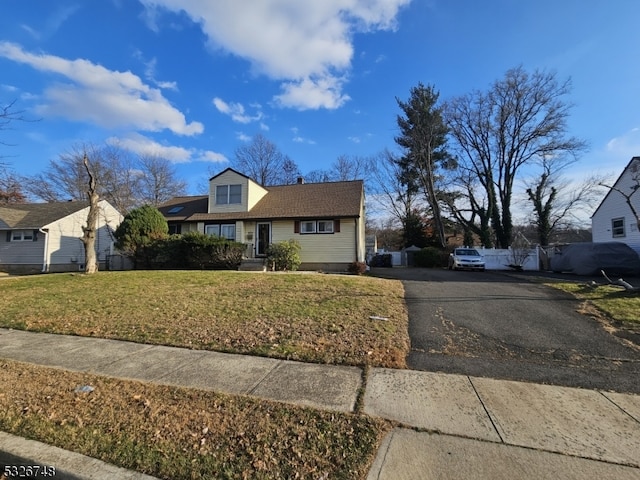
[{"xmin": 81, "ymin": 154, "xmax": 99, "ymax": 274}]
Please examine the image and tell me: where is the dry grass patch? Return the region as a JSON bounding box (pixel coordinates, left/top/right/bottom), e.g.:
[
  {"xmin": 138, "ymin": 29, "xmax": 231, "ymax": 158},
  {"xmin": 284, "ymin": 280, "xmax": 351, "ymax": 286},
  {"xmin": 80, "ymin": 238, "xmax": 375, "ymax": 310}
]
[
  {"xmin": 0, "ymin": 271, "xmax": 409, "ymax": 368},
  {"xmin": 0, "ymin": 359, "xmax": 391, "ymax": 479}
]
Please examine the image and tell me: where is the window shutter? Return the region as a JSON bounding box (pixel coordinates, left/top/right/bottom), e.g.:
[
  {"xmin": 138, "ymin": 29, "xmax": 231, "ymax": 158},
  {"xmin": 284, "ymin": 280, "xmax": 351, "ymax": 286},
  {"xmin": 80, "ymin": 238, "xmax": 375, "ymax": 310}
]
[
  {"xmin": 294, "ymin": 221, "xmax": 300, "ymax": 234},
  {"xmin": 33, "ymin": 230, "xmax": 38, "ymax": 241},
  {"xmin": 6, "ymin": 231, "xmax": 11, "ymax": 242},
  {"xmin": 334, "ymin": 219, "xmax": 340, "ymax": 233}
]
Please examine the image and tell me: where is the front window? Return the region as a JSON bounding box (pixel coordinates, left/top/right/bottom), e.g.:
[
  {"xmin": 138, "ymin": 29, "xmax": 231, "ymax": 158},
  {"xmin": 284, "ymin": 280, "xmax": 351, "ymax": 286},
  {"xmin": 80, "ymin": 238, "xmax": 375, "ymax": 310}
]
[
  {"xmin": 612, "ymin": 218, "xmax": 625, "ymax": 237},
  {"xmin": 220, "ymin": 224, "xmax": 236, "ymax": 240},
  {"xmin": 215, "ymin": 184, "xmax": 242, "ymax": 205},
  {"xmin": 300, "ymin": 220, "xmax": 335, "ymax": 234},
  {"xmin": 317, "ymin": 220, "xmax": 334, "ymax": 233},
  {"xmin": 206, "ymin": 224, "xmax": 236, "ymax": 240},
  {"xmin": 11, "ymin": 230, "xmax": 34, "ymax": 241},
  {"xmin": 301, "ymin": 221, "xmax": 316, "ymax": 233}
]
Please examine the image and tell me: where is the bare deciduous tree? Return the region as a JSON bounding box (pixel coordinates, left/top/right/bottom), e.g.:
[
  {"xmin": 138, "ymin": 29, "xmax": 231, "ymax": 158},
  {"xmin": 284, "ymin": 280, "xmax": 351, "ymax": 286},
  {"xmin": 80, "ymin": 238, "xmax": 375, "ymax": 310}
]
[
  {"xmin": 525, "ymin": 156, "xmax": 607, "ymax": 245},
  {"xmin": 81, "ymin": 154, "xmax": 100, "ymax": 274},
  {"xmin": 138, "ymin": 154, "xmax": 188, "ymax": 206},
  {"xmin": 23, "ymin": 143, "xmax": 188, "ymax": 212},
  {"xmin": 0, "ymin": 166, "xmax": 26, "ymax": 204},
  {"xmin": 445, "ymin": 66, "xmax": 587, "ymax": 248},
  {"xmin": 234, "ymin": 134, "xmax": 299, "ymax": 186}
]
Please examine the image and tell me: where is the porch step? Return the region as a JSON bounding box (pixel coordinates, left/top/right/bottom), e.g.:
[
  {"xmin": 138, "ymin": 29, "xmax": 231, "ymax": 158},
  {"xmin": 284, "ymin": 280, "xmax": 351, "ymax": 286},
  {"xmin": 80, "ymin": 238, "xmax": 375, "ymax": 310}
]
[{"xmin": 238, "ymin": 258, "xmax": 267, "ymax": 272}]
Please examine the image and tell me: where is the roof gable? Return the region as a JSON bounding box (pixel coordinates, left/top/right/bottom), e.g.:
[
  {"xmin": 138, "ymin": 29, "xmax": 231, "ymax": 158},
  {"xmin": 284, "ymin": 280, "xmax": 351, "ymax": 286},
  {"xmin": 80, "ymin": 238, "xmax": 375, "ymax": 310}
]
[
  {"xmin": 208, "ymin": 167, "xmax": 251, "ymax": 182},
  {"xmin": 592, "ymin": 156, "xmax": 640, "ymax": 219}
]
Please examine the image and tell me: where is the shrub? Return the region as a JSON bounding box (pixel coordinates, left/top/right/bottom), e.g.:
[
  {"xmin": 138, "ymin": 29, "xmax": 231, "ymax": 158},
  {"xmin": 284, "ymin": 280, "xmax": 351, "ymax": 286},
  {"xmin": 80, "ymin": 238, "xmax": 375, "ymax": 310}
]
[
  {"xmin": 348, "ymin": 261, "xmax": 368, "ymax": 275},
  {"xmin": 370, "ymin": 254, "xmax": 392, "ymax": 268},
  {"xmin": 149, "ymin": 232, "xmax": 245, "ymax": 270},
  {"xmin": 267, "ymin": 240, "xmax": 302, "ymax": 271},
  {"xmin": 114, "ymin": 205, "xmax": 169, "ymax": 268},
  {"xmin": 414, "ymin": 247, "xmax": 444, "ymax": 268}
]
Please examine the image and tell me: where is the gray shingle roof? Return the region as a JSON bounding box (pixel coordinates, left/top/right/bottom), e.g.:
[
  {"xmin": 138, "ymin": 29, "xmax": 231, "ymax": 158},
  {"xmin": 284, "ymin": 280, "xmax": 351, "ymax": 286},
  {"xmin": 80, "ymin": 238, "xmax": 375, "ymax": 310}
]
[
  {"xmin": 158, "ymin": 180, "xmax": 364, "ymax": 222},
  {"xmin": 0, "ymin": 201, "xmax": 89, "ymax": 229}
]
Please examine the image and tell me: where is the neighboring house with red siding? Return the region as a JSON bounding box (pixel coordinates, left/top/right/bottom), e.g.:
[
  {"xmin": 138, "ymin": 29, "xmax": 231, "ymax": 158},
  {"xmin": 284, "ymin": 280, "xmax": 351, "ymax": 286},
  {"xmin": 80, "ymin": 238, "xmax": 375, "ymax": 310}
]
[
  {"xmin": 158, "ymin": 168, "xmax": 366, "ymax": 271},
  {"xmin": 0, "ymin": 200, "xmax": 122, "ymax": 274}
]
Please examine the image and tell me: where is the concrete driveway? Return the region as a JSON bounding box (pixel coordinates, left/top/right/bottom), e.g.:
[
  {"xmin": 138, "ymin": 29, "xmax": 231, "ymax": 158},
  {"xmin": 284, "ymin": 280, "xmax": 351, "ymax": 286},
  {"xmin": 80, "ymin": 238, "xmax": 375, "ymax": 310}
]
[{"xmin": 371, "ymin": 268, "xmax": 640, "ymax": 394}]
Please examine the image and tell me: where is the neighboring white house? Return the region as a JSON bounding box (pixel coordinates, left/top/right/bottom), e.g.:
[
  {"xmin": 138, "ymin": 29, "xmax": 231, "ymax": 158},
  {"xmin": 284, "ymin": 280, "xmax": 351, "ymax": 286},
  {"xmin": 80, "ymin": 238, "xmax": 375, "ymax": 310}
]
[
  {"xmin": 592, "ymin": 156, "xmax": 640, "ymax": 255},
  {"xmin": 158, "ymin": 168, "xmax": 366, "ymax": 271},
  {"xmin": 0, "ymin": 200, "xmax": 123, "ymax": 273}
]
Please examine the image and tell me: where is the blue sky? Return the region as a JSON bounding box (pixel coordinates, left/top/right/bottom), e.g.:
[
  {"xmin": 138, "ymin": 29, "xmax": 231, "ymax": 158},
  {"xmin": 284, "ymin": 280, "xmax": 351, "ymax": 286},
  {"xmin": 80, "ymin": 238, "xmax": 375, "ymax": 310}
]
[{"xmin": 1, "ymin": 0, "xmax": 639, "ymax": 199}]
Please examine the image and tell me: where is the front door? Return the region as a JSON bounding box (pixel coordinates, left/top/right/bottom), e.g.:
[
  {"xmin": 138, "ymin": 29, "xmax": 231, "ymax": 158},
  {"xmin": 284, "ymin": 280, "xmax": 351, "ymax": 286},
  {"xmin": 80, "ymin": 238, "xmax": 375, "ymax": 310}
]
[{"xmin": 256, "ymin": 222, "xmax": 271, "ymax": 257}]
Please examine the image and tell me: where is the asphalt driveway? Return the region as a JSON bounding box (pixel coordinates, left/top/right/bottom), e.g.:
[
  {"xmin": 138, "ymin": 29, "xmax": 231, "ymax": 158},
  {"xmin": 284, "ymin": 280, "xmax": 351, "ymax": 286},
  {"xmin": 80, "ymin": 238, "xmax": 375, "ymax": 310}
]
[{"xmin": 371, "ymin": 268, "xmax": 640, "ymax": 394}]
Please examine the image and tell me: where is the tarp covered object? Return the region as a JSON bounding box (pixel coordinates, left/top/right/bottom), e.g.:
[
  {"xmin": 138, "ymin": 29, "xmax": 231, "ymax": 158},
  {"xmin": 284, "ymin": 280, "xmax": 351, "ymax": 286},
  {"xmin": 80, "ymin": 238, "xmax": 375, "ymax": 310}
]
[{"xmin": 550, "ymin": 242, "xmax": 640, "ymax": 276}]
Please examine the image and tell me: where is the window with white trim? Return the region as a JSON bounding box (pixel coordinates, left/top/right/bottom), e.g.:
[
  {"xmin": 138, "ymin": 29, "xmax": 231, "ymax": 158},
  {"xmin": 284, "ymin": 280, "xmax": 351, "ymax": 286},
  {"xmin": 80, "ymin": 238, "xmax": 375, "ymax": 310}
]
[
  {"xmin": 215, "ymin": 184, "xmax": 242, "ymax": 205},
  {"xmin": 612, "ymin": 218, "xmax": 625, "ymax": 237},
  {"xmin": 11, "ymin": 230, "xmax": 34, "ymax": 241},
  {"xmin": 300, "ymin": 221, "xmax": 316, "ymax": 233},
  {"xmin": 300, "ymin": 220, "xmax": 334, "ymax": 234},
  {"xmin": 317, "ymin": 220, "xmax": 334, "ymax": 233},
  {"xmin": 205, "ymin": 223, "xmax": 236, "ymax": 240}
]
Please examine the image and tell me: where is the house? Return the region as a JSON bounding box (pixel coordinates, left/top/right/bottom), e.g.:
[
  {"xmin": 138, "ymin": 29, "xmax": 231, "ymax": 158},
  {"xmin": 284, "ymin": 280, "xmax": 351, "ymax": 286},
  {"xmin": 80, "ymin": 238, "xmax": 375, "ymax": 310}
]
[
  {"xmin": 158, "ymin": 168, "xmax": 366, "ymax": 271},
  {"xmin": 592, "ymin": 156, "xmax": 640, "ymax": 255},
  {"xmin": 0, "ymin": 200, "xmax": 123, "ymax": 274}
]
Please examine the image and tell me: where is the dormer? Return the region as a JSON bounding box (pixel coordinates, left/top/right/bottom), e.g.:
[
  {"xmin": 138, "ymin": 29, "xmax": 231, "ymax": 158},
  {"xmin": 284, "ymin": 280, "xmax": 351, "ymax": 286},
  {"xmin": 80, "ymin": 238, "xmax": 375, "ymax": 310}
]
[{"xmin": 208, "ymin": 168, "xmax": 268, "ymax": 214}]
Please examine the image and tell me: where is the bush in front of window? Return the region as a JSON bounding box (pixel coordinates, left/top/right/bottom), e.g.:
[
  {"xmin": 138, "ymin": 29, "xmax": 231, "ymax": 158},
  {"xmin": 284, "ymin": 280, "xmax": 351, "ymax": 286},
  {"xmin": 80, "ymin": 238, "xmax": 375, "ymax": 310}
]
[
  {"xmin": 147, "ymin": 232, "xmax": 245, "ymax": 270},
  {"xmin": 266, "ymin": 239, "xmax": 302, "ymax": 271}
]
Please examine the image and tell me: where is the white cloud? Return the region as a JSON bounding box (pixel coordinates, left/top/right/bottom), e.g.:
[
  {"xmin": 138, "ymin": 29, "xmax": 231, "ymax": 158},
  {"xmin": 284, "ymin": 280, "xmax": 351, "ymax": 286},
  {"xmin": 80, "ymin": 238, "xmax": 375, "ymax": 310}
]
[
  {"xmin": 199, "ymin": 150, "xmax": 228, "ymax": 163},
  {"xmin": 290, "ymin": 127, "xmax": 315, "ymax": 145},
  {"xmin": 213, "ymin": 97, "xmax": 263, "ymax": 124},
  {"xmin": 139, "ymin": 0, "xmax": 411, "ymax": 110},
  {"xmin": 108, "ymin": 133, "xmax": 227, "ymax": 163},
  {"xmin": 142, "ymin": 56, "xmax": 178, "ymax": 90},
  {"xmin": 606, "ymin": 128, "xmax": 640, "ymax": 159},
  {"xmin": 107, "ymin": 134, "xmax": 192, "ymax": 162},
  {"xmin": 275, "ymin": 75, "xmax": 350, "ymax": 110},
  {"xmin": 0, "ymin": 42, "xmax": 202, "ymax": 136}
]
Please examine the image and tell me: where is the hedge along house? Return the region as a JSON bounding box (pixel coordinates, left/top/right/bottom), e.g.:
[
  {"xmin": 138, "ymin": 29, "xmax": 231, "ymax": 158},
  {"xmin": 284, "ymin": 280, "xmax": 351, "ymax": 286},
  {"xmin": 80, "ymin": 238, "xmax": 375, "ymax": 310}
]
[
  {"xmin": 158, "ymin": 168, "xmax": 366, "ymax": 271},
  {"xmin": 0, "ymin": 200, "xmax": 123, "ymax": 274},
  {"xmin": 592, "ymin": 156, "xmax": 640, "ymax": 255}
]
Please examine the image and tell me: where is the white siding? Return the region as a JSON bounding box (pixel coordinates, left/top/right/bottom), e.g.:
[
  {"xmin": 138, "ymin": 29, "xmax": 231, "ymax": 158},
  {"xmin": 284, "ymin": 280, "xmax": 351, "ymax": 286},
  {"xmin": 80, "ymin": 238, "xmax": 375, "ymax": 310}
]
[
  {"xmin": 45, "ymin": 200, "xmax": 122, "ymax": 268},
  {"xmin": 592, "ymin": 160, "xmax": 640, "ymax": 255}
]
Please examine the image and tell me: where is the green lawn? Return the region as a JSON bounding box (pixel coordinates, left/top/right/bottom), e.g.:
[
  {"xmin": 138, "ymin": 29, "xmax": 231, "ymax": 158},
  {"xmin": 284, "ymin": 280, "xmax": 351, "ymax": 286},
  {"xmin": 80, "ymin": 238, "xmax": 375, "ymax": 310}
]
[
  {"xmin": 545, "ymin": 280, "xmax": 640, "ymax": 324},
  {"xmin": 0, "ymin": 270, "xmax": 409, "ymax": 368},
  {"xmin": 0, "ymin": 270, "xmax": 407, "ymax": 479}
]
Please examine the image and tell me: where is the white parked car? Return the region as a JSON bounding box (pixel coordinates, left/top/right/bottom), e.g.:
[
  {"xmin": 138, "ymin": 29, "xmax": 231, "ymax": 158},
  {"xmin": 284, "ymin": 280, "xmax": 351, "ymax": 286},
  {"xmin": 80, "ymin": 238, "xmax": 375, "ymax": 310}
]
[{"xmin": 448, "ymin": 248, "xmax": 485, "ymax": 271}]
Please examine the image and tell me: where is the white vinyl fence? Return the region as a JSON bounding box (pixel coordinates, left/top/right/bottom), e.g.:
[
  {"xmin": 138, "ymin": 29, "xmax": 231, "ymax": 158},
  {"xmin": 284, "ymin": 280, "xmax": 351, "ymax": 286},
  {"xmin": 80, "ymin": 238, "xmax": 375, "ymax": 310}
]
[
  {"xmin": 476, "ymin": 247, "xmax": 539, "ymax": 271},
  {"xmin": 375, "ymin": 246, "xmax": 541, "ymax": 271}
]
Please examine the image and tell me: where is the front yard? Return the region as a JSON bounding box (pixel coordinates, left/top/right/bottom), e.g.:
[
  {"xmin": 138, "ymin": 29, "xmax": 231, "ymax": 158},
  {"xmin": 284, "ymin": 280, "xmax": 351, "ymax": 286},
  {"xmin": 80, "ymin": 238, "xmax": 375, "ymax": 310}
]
[
  {"xmin": 0, "ymin": 270, "xmax": 409, "ymax": 368},
  {"xmin": 0, "ymin": 270, "xmax": 408, "ymax": 479}
]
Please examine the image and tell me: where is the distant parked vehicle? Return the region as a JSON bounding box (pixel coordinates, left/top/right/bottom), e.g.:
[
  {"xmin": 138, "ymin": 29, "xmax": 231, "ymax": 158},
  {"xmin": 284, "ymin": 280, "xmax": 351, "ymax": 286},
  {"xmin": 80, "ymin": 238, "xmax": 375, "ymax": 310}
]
[
  {"xmin": 448, "ymin": 248, "xmax": 485, "ymax": 271},
  {"xmin": 550, "ymin": 242, "xmax": 640, "ymax": 276}
]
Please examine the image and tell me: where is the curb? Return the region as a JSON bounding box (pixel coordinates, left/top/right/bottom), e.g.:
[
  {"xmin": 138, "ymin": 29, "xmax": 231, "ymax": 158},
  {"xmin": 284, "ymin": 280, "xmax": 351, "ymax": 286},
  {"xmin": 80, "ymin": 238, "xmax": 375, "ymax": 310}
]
[{"xmin": 0, "ymin": 432, "xmax": 158, "ymax": 480}]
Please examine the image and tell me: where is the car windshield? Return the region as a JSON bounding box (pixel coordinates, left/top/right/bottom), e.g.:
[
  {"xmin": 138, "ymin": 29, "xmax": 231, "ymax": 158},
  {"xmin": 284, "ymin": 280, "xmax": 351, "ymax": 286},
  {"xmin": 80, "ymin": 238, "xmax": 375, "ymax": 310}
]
[{"xmin": 456, "ymin": 249, "xmax": 479, "ymax": 256}]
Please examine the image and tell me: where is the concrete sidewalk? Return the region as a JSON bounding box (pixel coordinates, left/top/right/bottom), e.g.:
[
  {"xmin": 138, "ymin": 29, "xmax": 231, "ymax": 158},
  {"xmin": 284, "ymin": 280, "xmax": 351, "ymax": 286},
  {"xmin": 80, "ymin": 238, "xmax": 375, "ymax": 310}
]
[{"xmin": 0, "ymin": 328, "xmax": 639, "ymax": 479}]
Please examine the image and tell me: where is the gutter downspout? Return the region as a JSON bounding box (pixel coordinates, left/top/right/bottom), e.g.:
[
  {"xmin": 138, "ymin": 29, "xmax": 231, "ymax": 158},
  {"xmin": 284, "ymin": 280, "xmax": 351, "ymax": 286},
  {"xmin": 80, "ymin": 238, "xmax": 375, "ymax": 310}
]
[{"xmin": 39, "ymin": 228, "xmax": 49, "ymax": 273}]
